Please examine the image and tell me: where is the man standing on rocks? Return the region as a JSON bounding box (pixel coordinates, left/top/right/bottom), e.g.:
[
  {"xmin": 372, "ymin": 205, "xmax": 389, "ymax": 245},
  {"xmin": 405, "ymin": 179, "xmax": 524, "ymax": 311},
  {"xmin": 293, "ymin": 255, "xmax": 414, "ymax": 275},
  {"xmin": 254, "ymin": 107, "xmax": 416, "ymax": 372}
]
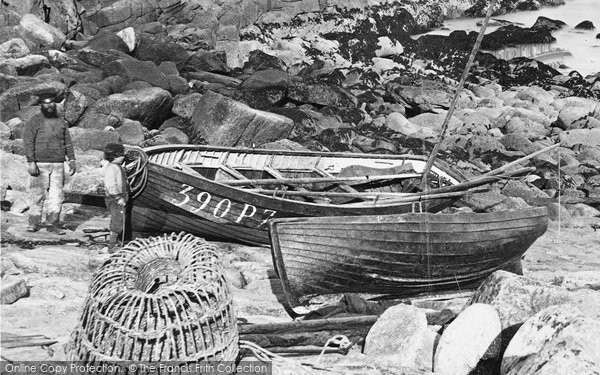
[{"xmin": 23, "ymin": 94, "xmax": 76, "ymax": 234}]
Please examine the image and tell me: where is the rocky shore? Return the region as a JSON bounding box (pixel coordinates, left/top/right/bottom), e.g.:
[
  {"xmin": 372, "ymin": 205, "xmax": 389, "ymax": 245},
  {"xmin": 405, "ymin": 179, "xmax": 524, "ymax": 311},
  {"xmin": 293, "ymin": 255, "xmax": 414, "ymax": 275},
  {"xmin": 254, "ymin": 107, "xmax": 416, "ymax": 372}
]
[{"xmin": 1, "ymin": 0, "xmax": 600, "ymax": 373}]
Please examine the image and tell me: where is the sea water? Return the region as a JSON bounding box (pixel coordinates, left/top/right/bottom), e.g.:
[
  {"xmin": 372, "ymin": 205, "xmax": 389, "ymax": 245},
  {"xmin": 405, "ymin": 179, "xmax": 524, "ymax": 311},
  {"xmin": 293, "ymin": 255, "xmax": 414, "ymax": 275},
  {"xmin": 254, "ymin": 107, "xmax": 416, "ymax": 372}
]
[{"xmin": 419, "ymin": 0, "xmax": 600, "ymax": 76}]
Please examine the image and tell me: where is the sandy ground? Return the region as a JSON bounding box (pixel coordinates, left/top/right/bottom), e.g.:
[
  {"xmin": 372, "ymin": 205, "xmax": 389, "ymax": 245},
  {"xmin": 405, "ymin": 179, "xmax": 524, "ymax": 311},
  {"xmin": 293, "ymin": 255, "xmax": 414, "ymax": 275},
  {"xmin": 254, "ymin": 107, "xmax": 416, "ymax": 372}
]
[{"xmin": 0, "ymin": 205, "xmax": 599, "ymax": 361}]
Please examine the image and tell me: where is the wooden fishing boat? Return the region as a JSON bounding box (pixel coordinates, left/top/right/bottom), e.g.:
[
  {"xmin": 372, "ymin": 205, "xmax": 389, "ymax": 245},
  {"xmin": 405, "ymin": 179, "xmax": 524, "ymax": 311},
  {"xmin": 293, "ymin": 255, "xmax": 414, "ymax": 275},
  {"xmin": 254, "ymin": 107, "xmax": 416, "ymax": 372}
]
[
  {"xmin": 268, "ymin": 207, "xmax": 548, "ymax": 315},
  {"xmin": 127, "ymin": 144, "xmax": 470, "ymax": 245}
]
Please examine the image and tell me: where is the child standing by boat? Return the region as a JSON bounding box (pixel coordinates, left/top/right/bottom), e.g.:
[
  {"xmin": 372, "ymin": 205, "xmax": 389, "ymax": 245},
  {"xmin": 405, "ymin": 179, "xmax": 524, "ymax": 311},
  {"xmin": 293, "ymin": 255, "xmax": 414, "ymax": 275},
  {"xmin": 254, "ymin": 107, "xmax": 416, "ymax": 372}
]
[{"xmin": 102, "ymin": 143, "xmax": 131, "ymax": 253}]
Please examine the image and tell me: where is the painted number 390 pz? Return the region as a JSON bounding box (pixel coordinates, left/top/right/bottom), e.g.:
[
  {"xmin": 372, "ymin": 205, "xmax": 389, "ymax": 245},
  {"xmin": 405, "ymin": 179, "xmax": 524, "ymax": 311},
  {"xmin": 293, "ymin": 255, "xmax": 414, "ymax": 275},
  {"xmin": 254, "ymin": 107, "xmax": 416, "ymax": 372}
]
[{"xmin": 171, "ymin": 184, "xmax": 277, "ymax": 227}]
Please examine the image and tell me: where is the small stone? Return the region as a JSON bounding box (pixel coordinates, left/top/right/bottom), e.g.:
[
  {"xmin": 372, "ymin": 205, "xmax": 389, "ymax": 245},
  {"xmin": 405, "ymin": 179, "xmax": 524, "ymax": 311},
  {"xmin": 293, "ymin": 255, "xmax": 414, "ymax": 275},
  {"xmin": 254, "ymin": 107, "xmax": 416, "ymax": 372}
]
[{"xmin": 1, "ymin": 278, "xmax": 28, "ymax": 304}]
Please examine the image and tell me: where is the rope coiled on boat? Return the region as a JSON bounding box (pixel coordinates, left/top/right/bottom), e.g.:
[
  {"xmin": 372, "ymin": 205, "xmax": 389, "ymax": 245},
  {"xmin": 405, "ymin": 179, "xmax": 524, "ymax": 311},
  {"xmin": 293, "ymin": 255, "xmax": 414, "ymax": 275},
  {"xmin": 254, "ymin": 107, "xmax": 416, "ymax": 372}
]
[{"xmin": 124, "ymin": 146, "xmax": 149, "ymax": 200}]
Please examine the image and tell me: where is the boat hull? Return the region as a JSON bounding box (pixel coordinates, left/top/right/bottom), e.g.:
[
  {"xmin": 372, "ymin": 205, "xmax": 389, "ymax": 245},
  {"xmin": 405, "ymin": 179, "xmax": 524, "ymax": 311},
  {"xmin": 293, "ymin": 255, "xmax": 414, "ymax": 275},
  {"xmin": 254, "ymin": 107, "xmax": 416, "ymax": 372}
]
[
  {"xmin": 132, "ymin": 162, "xmax": 460, "ymax": 244},
  {"xmin": 131, "ymin": 145, "xmax": 468, "ymax": 245},
  {"xmin": 268, "ymin": 207, "xmax": 548, "ymax": 309}
]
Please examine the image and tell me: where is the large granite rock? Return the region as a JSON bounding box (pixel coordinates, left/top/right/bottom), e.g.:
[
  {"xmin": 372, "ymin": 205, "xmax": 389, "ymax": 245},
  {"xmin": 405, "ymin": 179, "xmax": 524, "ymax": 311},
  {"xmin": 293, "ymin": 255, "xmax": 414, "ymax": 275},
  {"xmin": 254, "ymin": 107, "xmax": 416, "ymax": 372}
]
[
  {"xmin": 556, "ymin": 106, "xmax": 598, "ymax": 130},
  {"xmin": 191, "ymin": 90, "xmax": 294, "ymax": 147},
  {"xmin": 185, "ymin": 50, "xmax": 230, "ymax": 74},
  {"xmin": 409, "ymin": 112, "xmax": 463, "ymax": 134},
  {"xmin": 78, "ymin": 87, "xmax": 173, "ymax": 130},
  {"xmin": 64, "ymin": 89, "xmax": 96, "ymax": 126},
  {"xmin": 0, "ymin": 55, "xmax": 50, "ymax": 76},
  {"xmin": 101, "ymin": 58, "xmax": 169, "ymax": 90},
  {"xmin": 0, "ymin": 38, "xmax": 30, "ymax": 59},
  {"xmin": 171, "ymin": 93, "xmax": 203, "ymax": 120},
  {"xmin": 468, "ymin": 271, "xmax": 600, "ymax": 341},
  {"xmin": 83, "ymin": 30, "xmax": 130, "ymax": 53},
  {"xmin": 501, "ymin": 305, "xmax": 600, "ymax": 375},
  {"xmin": 434, "ymin": 303, "xmax": 502, "ymax": 375},
  {"xmin": 387, "ymin": 80, "xmax": 476, "ymax": 113},
  {"xmin": 135, "ymin": 34, "xmax": 190, "ymax": 70},
  {"xmin": 19, "ymin": 13, "xmax": 66, "ymax": 49},
  {"xmin": 0, "ymin": 80, "xmax": 68, "ymax": 121},
  {"xmin": 116, "ymin": 119, "xmax": 145, "ymax": 146},
  {"xmin": 364, "ymin": 304, "xmax": 434, "ymax": 371},
  {"xmin": 69, "ymin": 127, "xmax": 120, "ymax": 152},
  {"xmin": 560, "ymin": 128, "xmax": 600, "ymax": 148},
  {"xmin": 288, "ymin": 79, "xmax": 357, "ymax": 108}
]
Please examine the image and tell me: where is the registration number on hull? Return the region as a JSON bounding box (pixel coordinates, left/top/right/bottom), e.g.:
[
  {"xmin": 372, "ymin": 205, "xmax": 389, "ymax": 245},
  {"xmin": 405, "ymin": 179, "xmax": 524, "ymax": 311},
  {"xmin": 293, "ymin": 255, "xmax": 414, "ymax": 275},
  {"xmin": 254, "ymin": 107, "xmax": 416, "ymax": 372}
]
[{"xmin": 171, "ymin": 184, "xmax": 277, "ymax": 227}]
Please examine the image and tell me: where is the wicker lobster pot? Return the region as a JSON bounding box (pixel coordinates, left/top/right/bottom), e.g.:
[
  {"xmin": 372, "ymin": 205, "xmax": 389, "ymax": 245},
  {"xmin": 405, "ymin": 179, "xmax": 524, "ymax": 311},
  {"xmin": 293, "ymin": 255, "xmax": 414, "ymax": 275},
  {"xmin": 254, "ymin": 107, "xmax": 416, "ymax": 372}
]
[{"xmin": 69, "ymin": 232, "xmax": 238, "ymax": 364}]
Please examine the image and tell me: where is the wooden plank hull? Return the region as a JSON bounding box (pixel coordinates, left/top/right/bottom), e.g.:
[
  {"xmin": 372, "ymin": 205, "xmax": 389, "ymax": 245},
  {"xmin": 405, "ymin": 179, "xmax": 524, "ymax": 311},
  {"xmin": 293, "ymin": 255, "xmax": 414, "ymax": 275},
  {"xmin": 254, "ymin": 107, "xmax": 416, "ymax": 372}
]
[
  {"xmin": 131, "ymin": 145, "xmax": 468, "ymax": 245},
  {"xmin": 268, "ymin": 208, "xmax": 548, "ymax": 309}
]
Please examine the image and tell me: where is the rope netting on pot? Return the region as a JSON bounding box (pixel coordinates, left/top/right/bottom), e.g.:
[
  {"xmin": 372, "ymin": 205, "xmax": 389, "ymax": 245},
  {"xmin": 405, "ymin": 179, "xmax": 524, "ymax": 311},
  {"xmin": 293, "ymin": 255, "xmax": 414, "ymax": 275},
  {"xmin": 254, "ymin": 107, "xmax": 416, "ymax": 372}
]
[{"xmin": 69, "ymin": 232, "xmax": 238, "ymax": 365}]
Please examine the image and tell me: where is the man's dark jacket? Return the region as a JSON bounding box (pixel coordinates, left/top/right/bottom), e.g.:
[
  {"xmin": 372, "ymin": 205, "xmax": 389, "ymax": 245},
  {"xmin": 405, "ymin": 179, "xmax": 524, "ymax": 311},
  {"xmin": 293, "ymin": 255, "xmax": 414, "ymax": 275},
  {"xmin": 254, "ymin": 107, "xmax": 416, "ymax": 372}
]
[{"xmin": 23, "ymin": 113, "xmax": 75, "ymax": 163}]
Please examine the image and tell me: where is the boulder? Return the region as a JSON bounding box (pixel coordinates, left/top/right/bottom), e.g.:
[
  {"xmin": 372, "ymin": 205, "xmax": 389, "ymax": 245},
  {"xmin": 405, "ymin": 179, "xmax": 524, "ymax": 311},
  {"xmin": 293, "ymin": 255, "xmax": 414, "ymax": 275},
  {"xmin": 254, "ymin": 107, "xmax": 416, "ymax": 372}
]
[
  {"xmin": 101, "ymin": 58, "xmax": 169, "ymax": 90},
  {"xmin": 166, "ymin": 74, "xmax": 189, "ymax": 95},
  {"xmin": 69, "ymin": 127, "xmax": 120, "ymax": 152},
  {"xmin": 240, "ymin": 69, "xmax": 290, "ymax": 91},
  {"xmin": 0, "ymin": 55, "xmax": 50, "ymax": 76},
  {"xmin": 567, "ymin": 203, "xmax": 600, "ymax": 217},
  {"xmin": 500, "ymin": 133, "xmax": 535, "ymax": 154},
  {"xmin": 371, "ymin": 57, "xmax": 404, "ymax": 75},
  {"xmin": 501, "ymin": 179, "xmax": 550, "ymax": 203},
  {"xmin": 546, "ymin": 202, "xmax": 573, "ymax": 226},
  {"xmin": 0, "ymin": 121, "xmax": 10, "ymax": 140},
  {"xmin": 375, "ymin": 36, "xmax": 404, "ymax": 57},
  {"xmin": 64, "ymin": 89, "xmax": 95, "ymax": 126},
  {"xmin": 560, "ymin": 128, "xmax": 600, "ymax": 148},
  {"xmin": 409, "ymin": 113, "xmax": 463, "ymax": 134},
  {"xmin": 501, "ymin": 305, "xmax": 600, "ymax": 375},
  {"xmin": 151, "ymin": 127, "xmax": 189, "ymax": 145},
  {"xmin": 116, "ymin": 27, "xmax": 136, "ymax": 52},
  {"xmin": 0, "ymin": 278, "xmax": 28, "ymax": 304},
  {"xmin": 532, "ymin": 16, "xmax": 567, "ymax": 31},
  {"xmin": 0, "ymin": 150, "xmax": 28, "ymax": 191},
  {"xmin": 185, "ymin": 51, "xmax": 230, "ymax": 74},
  {"xmin": 73, "ymin": 48, "xmax": 132, "ymax": 68},
  {"xmin": 83, "ymin": 0, "xmax": 161, "ymax": 31},
  {"xmin": 242, "ymin": 49, "xmax": 287, "ymax": 73},
  {"xmin": 0, "ymin": 38, "xmax": 30, "ymax": 59},
  {"xmin": 434, "ymin": 304, "xmax": 502, "ymax": 375},
  {"xmin": 122, "ymin": 80, "xmax": 153, "ymax": 92},
  {"xmin": 468, "ymin": 271, "xmax": 600, "ymax": 340},
  {"xmin": 116, "ymin": 119, "xmax": 145, "ymax": 146},
  {"xmin": 19, "ymin": 13, "xmax": 66, "ymax": 49},
  {"xmin": 364, "ymin": 304, "xmax": 433, "ymax": 371},
  {"xmin": 83, "ymin": 30, "xmax": 130, "ymax": 53},
  {"xmin": 288, "ymin": 80, "xmax": 358, "ymax": 108},
  {"xmin": 78, "ymin": 87, "xmax": 173, "ymax": 130},
  {"xmin": 514, "ymin": 86, "xmax": 554, "ymax": 108},
  {"xmin": 0, "ymin": 80, "xmax": 68, "ymax": 121},
  {"xmin": 191, "ymin": 90, "xmax": 294, "ymax": 147},
  {"xmin": 158, "ymin": 61, "xmax": 179, "ymax": 76},
  {"xmin": 6, "ymin": 118, "xmax": 25, "ymax": 140},
  {"xmin": 3, "ymin": 188, "xmax": 29, "ymax": 213},
  {"xmin": 504, "ymin": 117, "xmax": 548, "ymax": 139},
  {"xmin": 172, "ymin": 93, "xmax": 203, "ymax": 120},
  {"xmin": 158, "ymin": 116, "xmax": 191, "ymax": 135},
  {"xmin": 454, "ymin": 110, "xmax": 491, "ymax": 130},
  {"xmin": 387, "ymin": 80, "xmax": 476, "ymax": 113},
  {"xmin": 574, "ymin": 21, "xmax": 595, "ymax": 30},
  {"xmin": 135, "ymin": 34, "xmax": 189, "ymax": 70},
  {"xmin": 556, "ymin": 106, "xmax": 594, "ymax": 130}
]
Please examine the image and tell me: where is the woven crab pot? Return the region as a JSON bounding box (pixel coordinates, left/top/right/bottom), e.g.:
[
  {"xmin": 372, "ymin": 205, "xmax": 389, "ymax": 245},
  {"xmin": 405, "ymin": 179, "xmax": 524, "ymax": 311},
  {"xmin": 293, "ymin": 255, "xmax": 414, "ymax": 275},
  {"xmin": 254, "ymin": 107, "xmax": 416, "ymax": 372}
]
[{"xmin": 69, "ymin": 232, "xmax": 238, "ymax": 365}]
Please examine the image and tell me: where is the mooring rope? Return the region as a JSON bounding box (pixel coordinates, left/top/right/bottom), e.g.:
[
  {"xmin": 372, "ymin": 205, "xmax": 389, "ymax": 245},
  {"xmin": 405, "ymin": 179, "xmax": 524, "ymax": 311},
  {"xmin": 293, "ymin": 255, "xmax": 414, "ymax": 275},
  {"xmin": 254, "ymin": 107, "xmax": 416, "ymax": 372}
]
[
  {"xmin": 240, "ymin": 334, "xmax": 357, "ymax": 375},
  {"xmin": 123, "ymin": 146, "xmax": 149, "ymax": 200},
  {"xmin": 420, "ymin": 0, "xmax": 498, "ymax": 191}
]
